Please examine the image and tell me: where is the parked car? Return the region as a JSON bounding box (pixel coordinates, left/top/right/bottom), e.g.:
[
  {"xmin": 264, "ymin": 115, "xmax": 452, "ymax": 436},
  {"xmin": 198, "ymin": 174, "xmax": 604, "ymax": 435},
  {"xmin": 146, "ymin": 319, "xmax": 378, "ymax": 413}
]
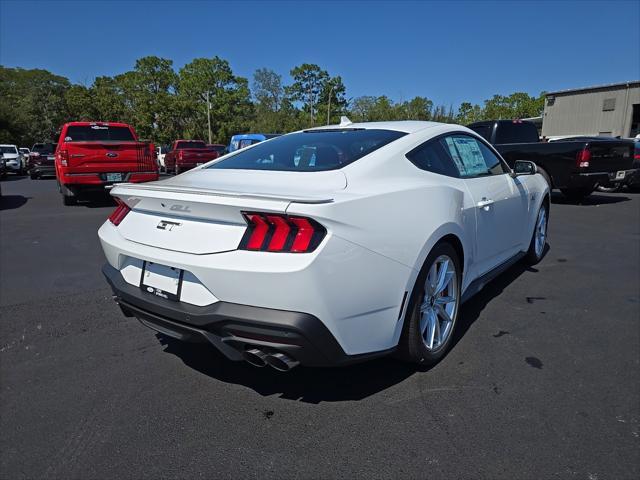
[
  {"xmin": 163, "ymin": 140, "xmax": 222, "ymax": 175},
  {"xmin": 0, "ymin": 144, "xmax": 24, "ymax": 175},
  {"xmin": 155, "ymin": 145, "xmax": 170, "ymax": 172},
  {"xmin": 99, "ymin": 121, "xmax": 549, "ymax": 371},
  {"xmin": 19, "ymin": 147, "xmax": 30, "ymax": 170},
  {"xmin": 228, "ymin": 133, "xmax": 281, "ymax": 152},
  {"xmin": 467, "ymin": 120, "xmax": 635, "ymax": 200},
  {"xmin": 207, "ymin": 143, "xmax": 226, "ymax": 156},
  {"xmin": 55, "ymin": 122, "xmax": 158, "ymax": 205},
  {"xmin": 27, "ymin": 143, "xmax": 57, "ymax": 179}
]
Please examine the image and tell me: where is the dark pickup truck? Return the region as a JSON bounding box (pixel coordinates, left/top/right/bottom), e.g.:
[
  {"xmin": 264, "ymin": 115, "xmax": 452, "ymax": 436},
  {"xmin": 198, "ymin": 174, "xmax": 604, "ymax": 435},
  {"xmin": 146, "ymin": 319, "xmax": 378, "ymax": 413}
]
[{"xmin": 467, "ymin": 120, "xmax": 636, "ymax": 200}]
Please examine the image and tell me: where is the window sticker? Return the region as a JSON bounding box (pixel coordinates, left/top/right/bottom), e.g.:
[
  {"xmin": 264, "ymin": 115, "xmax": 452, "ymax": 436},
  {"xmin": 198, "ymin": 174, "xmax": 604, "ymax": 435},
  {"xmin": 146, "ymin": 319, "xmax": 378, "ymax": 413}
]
[{"xmin": 444, "ymin": 137, "xmax": 487, "ymax": 177}]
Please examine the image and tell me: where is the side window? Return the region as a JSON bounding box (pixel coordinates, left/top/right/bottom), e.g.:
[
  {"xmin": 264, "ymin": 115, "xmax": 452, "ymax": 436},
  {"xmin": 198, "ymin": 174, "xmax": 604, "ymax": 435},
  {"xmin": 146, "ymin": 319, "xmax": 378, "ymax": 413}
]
[
  {"xmin": 406, "ymin": 140, "xmax": 459, "ymax": 177},
  {"xmin": 441, "ymin": 135, "xmax": 508, "ymax": 177}
]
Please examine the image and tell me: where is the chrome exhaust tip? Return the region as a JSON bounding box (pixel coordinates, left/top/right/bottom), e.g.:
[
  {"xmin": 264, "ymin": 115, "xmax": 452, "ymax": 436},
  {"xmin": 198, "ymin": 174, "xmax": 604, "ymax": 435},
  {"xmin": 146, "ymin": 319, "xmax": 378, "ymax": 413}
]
[
  {"xmin": 243, "ymin": 348, "xmax": 268, "ymax": 368},
  {"xmin": 265, "ymin": 352, "xmax": 300, "ymax": 372}
]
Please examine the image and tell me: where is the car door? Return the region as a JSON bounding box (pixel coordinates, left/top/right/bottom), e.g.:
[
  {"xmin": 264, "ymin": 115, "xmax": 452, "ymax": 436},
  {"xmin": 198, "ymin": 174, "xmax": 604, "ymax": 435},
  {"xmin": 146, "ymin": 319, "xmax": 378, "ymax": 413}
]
[{"xmin": 441, "ymin": 134, "xmax": 530, "ymax": 276}]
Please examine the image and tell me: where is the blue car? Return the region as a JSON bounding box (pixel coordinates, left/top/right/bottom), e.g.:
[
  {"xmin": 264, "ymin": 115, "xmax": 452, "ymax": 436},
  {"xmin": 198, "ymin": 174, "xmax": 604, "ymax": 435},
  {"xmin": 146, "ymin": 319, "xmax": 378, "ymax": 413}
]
[{"xmin": 228, "ymin": 133, "xmax": 281, "ymax": 153}]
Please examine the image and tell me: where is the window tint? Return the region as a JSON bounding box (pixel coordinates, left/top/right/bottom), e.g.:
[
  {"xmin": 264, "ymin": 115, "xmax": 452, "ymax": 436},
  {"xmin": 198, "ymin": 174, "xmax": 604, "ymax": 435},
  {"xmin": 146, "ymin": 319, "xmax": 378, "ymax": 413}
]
[
  {"xmin": 494, "ymin": 121, "xmax": 538, "ymax": 144},
  {"xmin": 209, "ymin": 129, "xmax": 406, "ymax": 172},
  {"xmin": 32, "ymin": 143, "xmax": 56, "ymax": 154},
  {"xmin": 176, "ymin": 141, "xmax": 207, "ymax": 149},
  {"xmin": 441, "ymin": 135, "xmax": 508, "ymax": 177},
  {"xmin": 0, "ymin": 146, "xmax": 18, "ymax": 154},
  {"xmin": 406, "ymin": 141, "xmax": 459, "ymax": 177},
  {"xmin": 64, "ymin": 125, "xmax": 135, "ymax": 142},
  {"xmin": 468, "ymin": 124, "xmax": 493, "ymax": 142}
]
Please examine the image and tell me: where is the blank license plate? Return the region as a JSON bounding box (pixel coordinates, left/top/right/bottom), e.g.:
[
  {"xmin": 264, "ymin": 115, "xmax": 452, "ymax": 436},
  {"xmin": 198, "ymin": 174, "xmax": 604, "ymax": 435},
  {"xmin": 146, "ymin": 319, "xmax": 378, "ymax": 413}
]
[
  {"xmin": 140, "ymin": 261, "xmax": 182, "ymax": 301},
  {"xmin": 615, "ymin": 170, "xmax": 626, "ymax": 180},
  {"xmin": 106, "ymin": 173, "xmax": 123, "ymax": 182}
]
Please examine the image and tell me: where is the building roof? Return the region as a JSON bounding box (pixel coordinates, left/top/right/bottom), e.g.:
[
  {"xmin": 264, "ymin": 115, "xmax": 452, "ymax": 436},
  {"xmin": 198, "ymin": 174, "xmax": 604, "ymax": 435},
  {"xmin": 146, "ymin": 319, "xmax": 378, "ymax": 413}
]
[{"xmin": 546, "ymin": 81, "xmax": 640, "ymax": 96}]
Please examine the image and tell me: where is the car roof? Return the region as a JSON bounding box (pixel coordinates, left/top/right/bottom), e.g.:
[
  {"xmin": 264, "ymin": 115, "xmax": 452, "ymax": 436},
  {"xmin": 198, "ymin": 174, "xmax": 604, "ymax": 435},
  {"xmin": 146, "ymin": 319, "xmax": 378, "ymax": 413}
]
[
  {"xmin": 63, "ymin": 121, "xmax": 131, "ymax": 127},
  {"xmin": 307, "ymin": 120, "xmax": 442, "ymax": 134}
]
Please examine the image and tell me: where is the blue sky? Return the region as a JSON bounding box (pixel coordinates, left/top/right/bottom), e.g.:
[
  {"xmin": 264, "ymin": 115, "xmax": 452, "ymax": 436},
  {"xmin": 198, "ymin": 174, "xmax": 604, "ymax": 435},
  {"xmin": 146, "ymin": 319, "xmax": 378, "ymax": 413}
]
[{"xmin": 1, "ymin": 0, "xmax": 638, "ymax": 107}]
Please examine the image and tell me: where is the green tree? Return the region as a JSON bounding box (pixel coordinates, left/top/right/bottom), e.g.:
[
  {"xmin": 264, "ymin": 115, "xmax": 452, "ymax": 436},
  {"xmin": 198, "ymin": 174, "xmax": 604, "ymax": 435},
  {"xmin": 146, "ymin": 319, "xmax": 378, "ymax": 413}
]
[
  {"xmin": 178, "ymin": 57, "xmax": 252, "ymax": 143},
  {"xmin": 286, "ymin": 63, "xmax": 330, "ymax": 126},
  {"xmin": 65, "ymin": 85, "xmax": 96, "ymax": 121}
]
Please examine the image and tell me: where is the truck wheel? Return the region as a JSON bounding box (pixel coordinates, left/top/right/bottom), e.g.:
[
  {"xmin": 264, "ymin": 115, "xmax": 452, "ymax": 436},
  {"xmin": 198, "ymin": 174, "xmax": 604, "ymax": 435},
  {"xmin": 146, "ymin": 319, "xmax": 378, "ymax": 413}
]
[
  {"xmin": 561, "ymin": 188, "xmax": 594, "ymax": 201},
  {"xmin": 396, "ymin": 242, "xmax": 461, "ymax": 366},
  {"xmin": 62, "ymin": 194, "xmax": 77, "ymax": 206}
]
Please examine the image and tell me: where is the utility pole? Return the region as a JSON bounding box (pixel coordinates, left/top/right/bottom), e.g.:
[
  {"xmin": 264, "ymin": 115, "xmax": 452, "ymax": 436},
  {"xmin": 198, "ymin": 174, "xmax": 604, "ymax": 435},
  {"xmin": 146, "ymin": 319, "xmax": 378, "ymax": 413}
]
[
  {"xmin": 206, "ymin": 91, "xmax": 212, "ymax": 144},
  {"xmin": 327, "ymin": 83, "xmax": 336, "ymax": 125}
]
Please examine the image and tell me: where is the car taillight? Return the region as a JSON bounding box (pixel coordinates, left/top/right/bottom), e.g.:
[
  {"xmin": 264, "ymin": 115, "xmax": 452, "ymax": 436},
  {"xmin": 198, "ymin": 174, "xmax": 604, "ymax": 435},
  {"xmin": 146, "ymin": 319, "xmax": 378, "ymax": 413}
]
[
  {"xmin": 576, "ymin": 147, "xmax": 591, "ymax": 168},
  {"xmin": 58, "ymin": 149, "xmax": 69, "ymax": 166},
  {"xmin": 108, "ymin": 198, "xmax": 131, "ymax": 226},
  {"xmin": 239, "ymin": 212, "xmax": 326, "ymax": 253}
]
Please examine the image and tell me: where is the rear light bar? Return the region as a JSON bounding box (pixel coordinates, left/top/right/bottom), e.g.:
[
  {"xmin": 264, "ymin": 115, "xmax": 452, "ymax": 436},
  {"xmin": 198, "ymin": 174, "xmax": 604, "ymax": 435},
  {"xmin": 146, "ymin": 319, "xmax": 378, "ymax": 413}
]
[
  {"xmin": 576, "ymin": 147, "xmax": 591, "ymax": 168},
  {"xmin": 239, "ymin": 212, "xmax": 326, "ymax": 253},
  {"xmin": 108, "ymin": 198, "xmax": 131, "ymax": 226}
]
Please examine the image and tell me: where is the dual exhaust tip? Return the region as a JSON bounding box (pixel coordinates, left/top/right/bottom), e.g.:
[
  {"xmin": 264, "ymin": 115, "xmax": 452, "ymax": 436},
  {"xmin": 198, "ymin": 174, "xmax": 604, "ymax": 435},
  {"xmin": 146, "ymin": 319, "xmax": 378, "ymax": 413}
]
[{"xmin": 243, "ymin": 348, "xmax": 299, "ymax": 372}]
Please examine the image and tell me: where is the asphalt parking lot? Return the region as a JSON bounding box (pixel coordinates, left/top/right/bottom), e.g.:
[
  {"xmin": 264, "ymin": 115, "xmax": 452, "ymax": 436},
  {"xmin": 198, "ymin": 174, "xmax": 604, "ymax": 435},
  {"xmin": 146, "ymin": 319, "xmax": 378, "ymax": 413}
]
[{"xmin": 1, "ymin": 175, "xmax": 638, "ymax": 479}]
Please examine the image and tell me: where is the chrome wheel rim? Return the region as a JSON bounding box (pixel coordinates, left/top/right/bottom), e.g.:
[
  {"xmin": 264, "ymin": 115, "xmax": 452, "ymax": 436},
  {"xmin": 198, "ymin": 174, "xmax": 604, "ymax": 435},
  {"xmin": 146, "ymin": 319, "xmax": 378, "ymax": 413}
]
[
  {"xmin": 419, "ymin": 255, "xmax": 458, "ymax": 351},
  {"xmin": 534, "ymin": 207, "xmax": 547, "ymax": 258}
]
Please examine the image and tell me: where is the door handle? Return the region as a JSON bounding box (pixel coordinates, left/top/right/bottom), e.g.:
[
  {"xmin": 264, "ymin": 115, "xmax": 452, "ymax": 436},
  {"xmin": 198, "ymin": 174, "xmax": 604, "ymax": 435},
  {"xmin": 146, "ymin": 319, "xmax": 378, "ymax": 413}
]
[{"xmin": 477, "ymin": 198, "xmax": 494, "ymax": 210}]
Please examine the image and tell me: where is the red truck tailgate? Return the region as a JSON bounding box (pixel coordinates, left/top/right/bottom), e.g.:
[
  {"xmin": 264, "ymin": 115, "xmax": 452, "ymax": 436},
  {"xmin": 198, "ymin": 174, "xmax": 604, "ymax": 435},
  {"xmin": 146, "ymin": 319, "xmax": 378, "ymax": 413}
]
[{"xmin": 63, "ymin": 141, "xmax": 156, "ymax": 172}]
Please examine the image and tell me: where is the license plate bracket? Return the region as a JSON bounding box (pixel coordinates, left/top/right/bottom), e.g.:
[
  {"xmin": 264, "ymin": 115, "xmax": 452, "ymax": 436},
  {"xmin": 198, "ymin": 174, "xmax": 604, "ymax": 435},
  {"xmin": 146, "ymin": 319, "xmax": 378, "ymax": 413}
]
[{"xmin": 140, "ymin": 261, "xmax": 183, "ymax": 301}]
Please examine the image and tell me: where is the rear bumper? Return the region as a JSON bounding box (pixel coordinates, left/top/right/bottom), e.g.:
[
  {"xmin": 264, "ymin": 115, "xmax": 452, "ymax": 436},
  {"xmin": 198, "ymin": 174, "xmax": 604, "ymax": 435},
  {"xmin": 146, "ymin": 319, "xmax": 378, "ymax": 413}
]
[
  {"xmin": 568, "ymin": 172, "xmax": 610, "ymax": 189},
  {"xmin": 29, "ymin": 165, "xmax": 55, "ymax": 176},
  {"xmin": 61, "ymin": 171, "xmax": 158, "ymax": 185},
  {"xmin": 102, "ymin": 263, "xmax": 392, "ymax": 367}
]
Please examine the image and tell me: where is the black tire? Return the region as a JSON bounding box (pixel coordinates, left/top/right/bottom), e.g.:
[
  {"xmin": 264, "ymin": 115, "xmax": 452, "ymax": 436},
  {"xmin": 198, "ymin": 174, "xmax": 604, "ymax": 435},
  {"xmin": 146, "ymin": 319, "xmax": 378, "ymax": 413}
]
[
  {"xmin": 62, "ymin": 194, "xmax": 77, "ymax": 206},
  {"xmin": 561, "ymin": 187, "xmax": 594, "ymax": 201},
  {"xmin": 525, "ymin": 202, "xmax": 549, "ymax": 265},
  {"xmin": 396, "ymin": 242, "xmax": 462, "ymax": 366}
]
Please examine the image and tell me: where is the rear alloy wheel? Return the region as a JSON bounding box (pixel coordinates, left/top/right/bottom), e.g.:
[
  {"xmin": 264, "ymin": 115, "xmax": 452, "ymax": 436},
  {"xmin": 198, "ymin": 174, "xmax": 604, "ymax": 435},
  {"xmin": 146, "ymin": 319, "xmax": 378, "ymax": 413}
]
[
  {"xmin": 525, "ymin": 203, "xmax": 548, "ymax": 264},
  {"xmin": 398, "ymin": 243, "xmax": 461, "ymax": 366}
]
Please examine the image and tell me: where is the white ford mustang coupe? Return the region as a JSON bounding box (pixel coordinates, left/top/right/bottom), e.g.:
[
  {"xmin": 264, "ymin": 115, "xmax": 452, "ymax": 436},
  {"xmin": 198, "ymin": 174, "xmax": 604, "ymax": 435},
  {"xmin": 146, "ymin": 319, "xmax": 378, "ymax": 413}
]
[{"xmin": 99, "ymin": 120, "xmax": 549, "ymax": 371}]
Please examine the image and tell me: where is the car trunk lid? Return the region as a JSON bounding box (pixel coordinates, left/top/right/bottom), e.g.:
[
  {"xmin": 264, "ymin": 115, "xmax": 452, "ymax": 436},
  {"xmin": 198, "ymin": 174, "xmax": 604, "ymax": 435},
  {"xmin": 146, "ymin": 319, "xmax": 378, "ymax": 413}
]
[
  {"xmin": 63, "ymin": 141, "xmax": 155, "ymax": 173},
  {"xmin": 111, "ymin": 169, "xmax": 345, "ymax": 254}
]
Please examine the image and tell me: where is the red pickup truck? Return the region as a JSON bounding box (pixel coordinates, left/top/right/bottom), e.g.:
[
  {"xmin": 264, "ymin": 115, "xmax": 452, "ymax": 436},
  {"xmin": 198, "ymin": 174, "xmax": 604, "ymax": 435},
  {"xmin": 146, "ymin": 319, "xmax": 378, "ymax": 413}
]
[
  {"xmin": 164, "ymin": 140, "xmax": 223, "ymax": 175},
  {"xmin": 55, "ymin": 122, "xmax": 158, "ymax": 205}
]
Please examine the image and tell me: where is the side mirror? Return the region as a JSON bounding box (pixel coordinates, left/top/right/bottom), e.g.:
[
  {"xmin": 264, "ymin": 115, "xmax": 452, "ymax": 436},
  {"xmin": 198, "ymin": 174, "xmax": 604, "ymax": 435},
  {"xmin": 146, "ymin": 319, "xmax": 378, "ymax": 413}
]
[{"xmin": 513, "ymin": 160, "xmax": 537, "ymax": 176}]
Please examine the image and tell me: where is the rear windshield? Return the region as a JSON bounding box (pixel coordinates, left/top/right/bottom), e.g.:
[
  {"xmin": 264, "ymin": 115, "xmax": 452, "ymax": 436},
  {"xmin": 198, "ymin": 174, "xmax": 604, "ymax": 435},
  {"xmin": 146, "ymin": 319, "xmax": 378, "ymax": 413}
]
[
  {"xmin": 64, "ymin": 125, "xmax": 135, "ymax": 142},
  {"xmin": 176, "ymin": 141, "xmax": 207, "ymax": 149},
  {"xmin": 468, "ymin": 124, "xmax": 492, "ymax": 142},
  {"xmin": 209, "ymin": 129, "xmax": 407, "ymax": 172},
  {"xmin": 32, "ymin": 143, "xmax": 57, "ymax": 154},
  {"xmin": 494, "ymin": 122, "xmax": 539, "ymax": 144},
  {"xmin": 0, "ymin": 146, "xmax": 18, "ymax": 154}
]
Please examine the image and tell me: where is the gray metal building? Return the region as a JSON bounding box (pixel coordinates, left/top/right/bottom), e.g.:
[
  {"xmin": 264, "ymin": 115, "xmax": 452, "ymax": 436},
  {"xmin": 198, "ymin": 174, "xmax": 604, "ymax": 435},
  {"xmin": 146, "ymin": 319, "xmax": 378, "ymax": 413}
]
[{"xmin": 541, "ymin": 81, "xmax": 640, "ymax": 139}]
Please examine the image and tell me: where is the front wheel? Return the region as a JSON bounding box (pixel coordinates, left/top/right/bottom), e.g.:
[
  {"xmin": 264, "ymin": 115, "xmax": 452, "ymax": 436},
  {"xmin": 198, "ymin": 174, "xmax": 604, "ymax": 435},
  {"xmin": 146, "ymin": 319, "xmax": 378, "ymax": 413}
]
[
  {"xmin": 525, "ymin": 203, "xmax": 548, "ymax": 265},
  {"xmin": 397, "ymin": 243, "xmax": 461, "ymax": 366}
]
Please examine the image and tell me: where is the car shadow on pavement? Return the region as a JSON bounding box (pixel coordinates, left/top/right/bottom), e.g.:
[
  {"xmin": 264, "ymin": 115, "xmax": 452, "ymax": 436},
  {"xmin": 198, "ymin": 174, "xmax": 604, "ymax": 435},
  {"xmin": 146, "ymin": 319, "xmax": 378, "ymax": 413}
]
[
  {"xmin": 158, "ymin": 335, "xmax": 417, "ymax": 403},
  {"xmin": 550, "ymin": 192, "xmax": 630, "ymax": 206},
  {"xmin": 157, "ymin": 252, "xmax": 546, "ymax": 403},
  {"xmin": 0, "ymin": 195, "xmax": 29, "ymax": 210},
  {"xmin": 74, "ymin": 195, "xmax": 117, "ymax": 208}
]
